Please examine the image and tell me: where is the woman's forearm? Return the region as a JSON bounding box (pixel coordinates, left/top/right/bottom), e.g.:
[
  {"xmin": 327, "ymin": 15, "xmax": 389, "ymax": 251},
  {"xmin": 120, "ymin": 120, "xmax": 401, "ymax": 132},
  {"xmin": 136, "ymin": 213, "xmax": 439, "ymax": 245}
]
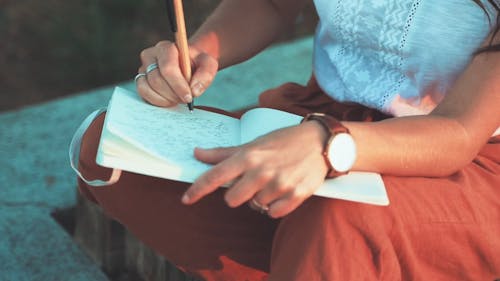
[
  {"xmin": 346, "ymin": 116, "xmax": 474, "ymax": 177},
  {"xmin": 347, "ymin": 51, "xmax": 500, "ymax": 177},
  {"xmin": 189, "ymin": 0, "xmax": 308, "ymax": 69}
]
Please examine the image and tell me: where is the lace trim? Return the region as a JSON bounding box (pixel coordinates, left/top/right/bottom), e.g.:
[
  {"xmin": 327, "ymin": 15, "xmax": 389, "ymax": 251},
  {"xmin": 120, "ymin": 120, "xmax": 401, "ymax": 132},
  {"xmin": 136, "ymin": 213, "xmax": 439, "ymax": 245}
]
[
  {"xmin": 379, "ymin": 0, "xmax": 421, "ymax": 109},
  {"xmin": 314, "ymin": 0, "xmax": 492, "ymax": 114},
  {"xmin": 335, "ymin": 0, "xmax": 345, "ymax": 60},
  {"xmin": 327, "ymin": 0, "xmax": 416, "ymax": 107}
]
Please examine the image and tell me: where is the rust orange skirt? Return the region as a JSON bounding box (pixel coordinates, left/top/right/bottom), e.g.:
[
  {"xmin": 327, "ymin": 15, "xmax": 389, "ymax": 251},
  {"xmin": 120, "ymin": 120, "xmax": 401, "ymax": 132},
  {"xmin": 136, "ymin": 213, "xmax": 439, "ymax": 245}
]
[{"xmin": 78, "ymin": 78, "xmax": 500, "ymax": 280}]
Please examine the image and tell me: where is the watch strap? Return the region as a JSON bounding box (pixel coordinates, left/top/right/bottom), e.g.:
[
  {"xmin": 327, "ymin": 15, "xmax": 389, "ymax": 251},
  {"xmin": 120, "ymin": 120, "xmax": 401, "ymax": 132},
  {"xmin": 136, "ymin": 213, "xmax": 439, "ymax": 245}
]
[{"xmin": 301, "ymin": 113, "xmax": 350, "ymax": 177}]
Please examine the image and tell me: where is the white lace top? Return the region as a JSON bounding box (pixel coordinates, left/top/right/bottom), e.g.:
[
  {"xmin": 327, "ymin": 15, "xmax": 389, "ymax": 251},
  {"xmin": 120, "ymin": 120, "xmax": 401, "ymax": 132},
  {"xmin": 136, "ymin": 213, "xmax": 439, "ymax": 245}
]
[{"xmin": 313, "ymin": 0, "xmax": 497, "ymax": 117}]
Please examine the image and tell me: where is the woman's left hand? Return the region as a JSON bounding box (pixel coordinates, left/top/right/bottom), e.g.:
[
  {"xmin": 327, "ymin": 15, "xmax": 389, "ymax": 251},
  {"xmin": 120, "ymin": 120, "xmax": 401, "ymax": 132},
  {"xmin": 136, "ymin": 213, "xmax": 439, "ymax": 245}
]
[{"xmin": 181, "ymin": 121, "xmax": 330, "ymax": 218}]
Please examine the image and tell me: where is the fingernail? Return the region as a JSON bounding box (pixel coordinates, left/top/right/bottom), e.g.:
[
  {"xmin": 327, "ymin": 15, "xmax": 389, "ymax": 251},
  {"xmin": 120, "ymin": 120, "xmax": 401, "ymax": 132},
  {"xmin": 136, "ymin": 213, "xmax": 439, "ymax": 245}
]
[
  {"xmin": 181, "ymin": 193, "xmax": 190, "ymax": 204},
  {"xmin": 191, "ymin": 81, "xmax": 204, "ymax": 97},
  {"xmin": 184, "ymin": 94, "xmax": 192, "ymax": 103}
]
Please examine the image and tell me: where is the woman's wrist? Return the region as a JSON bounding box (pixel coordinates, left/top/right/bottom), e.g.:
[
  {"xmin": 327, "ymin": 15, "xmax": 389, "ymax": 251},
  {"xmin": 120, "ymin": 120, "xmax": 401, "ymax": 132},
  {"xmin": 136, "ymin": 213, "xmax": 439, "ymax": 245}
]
[
  {"xmin": 303, "ymin": 114, "xmax": 358, "ymax": 176},
  {"xmin": 300, "ymin": 119, "xmax": 329, "ymax": 146},
  {"xmin": 189, "ymin": 32, "xmax": 222, "ymax": 67},
  {"xmin": 298, "ymin": 120, "xmax": 331, "ymax": 175}
]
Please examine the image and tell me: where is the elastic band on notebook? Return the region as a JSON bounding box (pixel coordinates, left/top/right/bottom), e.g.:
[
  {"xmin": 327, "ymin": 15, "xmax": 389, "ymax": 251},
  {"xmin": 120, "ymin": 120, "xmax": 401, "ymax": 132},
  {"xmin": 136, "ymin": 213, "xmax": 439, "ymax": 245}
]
[{"xmin": 69, "ymin": 108, "xmax": 122, "ymax": 187}]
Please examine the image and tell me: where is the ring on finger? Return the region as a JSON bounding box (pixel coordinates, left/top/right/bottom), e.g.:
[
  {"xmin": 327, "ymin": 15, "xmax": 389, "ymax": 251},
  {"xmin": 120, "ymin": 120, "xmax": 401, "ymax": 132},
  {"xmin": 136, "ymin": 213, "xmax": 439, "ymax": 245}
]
[
  {"xmin": 134, "ymin": 73, "xmax": 146, "ymax": 83},
  {"xmin": 146, "ymin": 62, "xmax": 159, "ymax": 74},
  {"xmin": 249, "ymin": 198, "xmax": 270, "ymax": 214}
]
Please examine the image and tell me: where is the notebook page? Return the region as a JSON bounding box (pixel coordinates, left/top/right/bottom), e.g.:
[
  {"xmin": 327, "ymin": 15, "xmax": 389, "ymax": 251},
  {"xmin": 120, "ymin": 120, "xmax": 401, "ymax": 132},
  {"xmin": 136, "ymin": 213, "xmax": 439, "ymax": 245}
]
[
  {"xmin": 101, "ymin": 88, "xmax": 240, "ymax": 177},
  {"xmin": 240, "ymin": 108, "xmax": 303, "ymax": 143}
]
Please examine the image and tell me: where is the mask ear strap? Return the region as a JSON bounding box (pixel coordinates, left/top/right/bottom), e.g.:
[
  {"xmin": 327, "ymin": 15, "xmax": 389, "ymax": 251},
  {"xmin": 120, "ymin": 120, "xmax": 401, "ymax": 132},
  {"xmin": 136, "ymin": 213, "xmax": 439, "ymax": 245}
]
[{"xmin": 69, "ymin": 108, "xmax": 122, "ymax": 187}]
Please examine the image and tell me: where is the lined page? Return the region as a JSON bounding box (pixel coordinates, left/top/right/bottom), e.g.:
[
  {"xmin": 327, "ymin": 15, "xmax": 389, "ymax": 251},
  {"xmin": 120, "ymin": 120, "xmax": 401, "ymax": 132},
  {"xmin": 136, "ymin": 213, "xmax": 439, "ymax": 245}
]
[
  {"xmin": 240, "ymin": 108, "xmax": 303, "ymax": 143},
  {"xmin": 102, "ymin": 88, "xmax": 240, "ymax": 176}
]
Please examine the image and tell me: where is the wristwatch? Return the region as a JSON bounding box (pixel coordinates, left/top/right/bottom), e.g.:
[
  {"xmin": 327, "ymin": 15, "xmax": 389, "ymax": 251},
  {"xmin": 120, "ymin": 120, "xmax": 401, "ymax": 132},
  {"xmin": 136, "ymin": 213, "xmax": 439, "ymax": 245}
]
[{"xmin": 301, "ymin": 113, "xmax": 357, "ymax": 177}]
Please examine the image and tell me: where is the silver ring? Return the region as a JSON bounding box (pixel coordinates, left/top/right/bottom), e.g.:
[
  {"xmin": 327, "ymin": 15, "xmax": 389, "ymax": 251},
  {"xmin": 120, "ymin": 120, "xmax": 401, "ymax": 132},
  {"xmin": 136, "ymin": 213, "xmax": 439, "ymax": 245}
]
[
  {"xmin": 134, "ymin": 73, "xmax": 146, "ymax": 83},
  {"xmin": 146, "ymin": 63, "xmax": 159, "ymax": 74},
  {"xmin": 249, "ymin": 198, "xmax": 270, "ymax": 214}
]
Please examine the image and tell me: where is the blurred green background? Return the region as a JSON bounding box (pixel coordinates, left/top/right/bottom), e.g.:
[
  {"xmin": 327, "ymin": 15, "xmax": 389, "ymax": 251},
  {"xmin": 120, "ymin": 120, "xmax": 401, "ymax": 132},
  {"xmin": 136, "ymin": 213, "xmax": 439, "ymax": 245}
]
[{"xmin": 0, "ymin": 0, "xmax": 317, "ymax": 111}]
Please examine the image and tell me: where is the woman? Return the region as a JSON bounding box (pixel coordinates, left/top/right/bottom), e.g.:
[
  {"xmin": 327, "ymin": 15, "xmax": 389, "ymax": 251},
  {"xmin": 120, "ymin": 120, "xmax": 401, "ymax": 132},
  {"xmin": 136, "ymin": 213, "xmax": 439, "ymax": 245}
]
[{"xmin": 77, "ymin": 0, "xmax": 500, "ymax": 279}]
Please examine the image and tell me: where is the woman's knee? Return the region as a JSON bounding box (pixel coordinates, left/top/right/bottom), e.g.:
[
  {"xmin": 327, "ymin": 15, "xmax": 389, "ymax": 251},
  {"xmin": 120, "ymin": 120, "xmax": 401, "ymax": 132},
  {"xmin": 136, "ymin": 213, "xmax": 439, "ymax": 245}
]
[
  {"xmin": 78, "ymin": 113, "xmax": 114, "ymax": 181},
  {"xmin": 76, "ymin": 112, "xmax": 116, "ymax": 207},
  {"xmin": 269, "ymin": 197, "xmax": 396, "ymax": 280},
  {"xmin": 280, "ymin": 197, "xmax": 393, "ymax": 234}
]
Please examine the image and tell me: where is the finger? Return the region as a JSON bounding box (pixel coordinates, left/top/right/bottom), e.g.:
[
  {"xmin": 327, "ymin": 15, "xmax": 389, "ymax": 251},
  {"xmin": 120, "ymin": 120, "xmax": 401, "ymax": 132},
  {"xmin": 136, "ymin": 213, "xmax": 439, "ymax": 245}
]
[
  {"xmin": 182, "ymin": 156, "xmax": 244, "ymax": 205},
  {"xmin": 138, "ymin": 42, "xmax": 186, "ymax": 105},
  {"xmin": 138, "ymin": 47, "xmax": 178, "ymax": 106},
  {"xmin": 224, "ymin": 169, "xmax": 271, "ymax": 208},
  {"xmin": 194, "ymin": 146, "xmax": 239, "ymax": 164},
  {"xmin": 251, "ymin": 171, "xmax": 301, "ymax": 208},
  {"xmin": 266, "ymin": 193, "xmax": 306, "ymax": 218},
  {"xmin": 139, "ymin": 46, "xmax": 156, "ymax": 68},
  {"xmin": 145, "ymin": 67, "xmax": 183, "ymax": 105},
  {"xmin": 136, "ymin": 74, "xmax": 176, "ymax": 107},
  {"xmin": 265, "ymin": 175, "xmax": 321, "ymax": 218},
  {"xmin": 138, "ymin": 48, "xmax": 165, "ymax": 104},
  {"xmin": 156, "ymin": 42, "xmax": 193, "ymax": 103},
  {"xmin": 190, "ymin": 53, "xmax": 218, "ymax": 97}
]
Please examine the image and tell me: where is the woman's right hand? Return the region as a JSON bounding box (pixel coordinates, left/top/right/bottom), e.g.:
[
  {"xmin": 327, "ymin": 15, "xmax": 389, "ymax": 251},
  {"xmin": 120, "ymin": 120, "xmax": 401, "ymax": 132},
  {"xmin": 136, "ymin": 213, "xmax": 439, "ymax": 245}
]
[{"xmin": 136, "ymin": 41, "xmax": 219, "ymax": 107}]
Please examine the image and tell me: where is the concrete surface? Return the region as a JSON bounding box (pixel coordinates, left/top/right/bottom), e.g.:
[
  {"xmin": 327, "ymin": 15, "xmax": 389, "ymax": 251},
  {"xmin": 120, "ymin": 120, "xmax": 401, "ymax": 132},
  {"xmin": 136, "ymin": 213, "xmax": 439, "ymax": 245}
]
[{"xmin": 0, "ymin": 36, "xmax": 313, "ymax": 280}]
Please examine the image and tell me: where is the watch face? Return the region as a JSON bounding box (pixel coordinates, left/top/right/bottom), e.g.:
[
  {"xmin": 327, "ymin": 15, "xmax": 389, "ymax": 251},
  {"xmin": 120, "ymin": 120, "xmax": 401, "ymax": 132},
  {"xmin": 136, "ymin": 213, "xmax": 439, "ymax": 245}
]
[{"xmin": 327, "ymin": 133, "xmax": 357, "ymax": 172}]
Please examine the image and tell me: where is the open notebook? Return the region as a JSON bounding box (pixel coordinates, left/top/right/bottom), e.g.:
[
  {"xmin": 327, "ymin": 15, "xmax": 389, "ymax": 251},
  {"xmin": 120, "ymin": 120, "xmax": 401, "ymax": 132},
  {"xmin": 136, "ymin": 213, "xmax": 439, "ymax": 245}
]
[{"xmin": 95, "ymin": 87, "xmax": 389, "ymax": 206}]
